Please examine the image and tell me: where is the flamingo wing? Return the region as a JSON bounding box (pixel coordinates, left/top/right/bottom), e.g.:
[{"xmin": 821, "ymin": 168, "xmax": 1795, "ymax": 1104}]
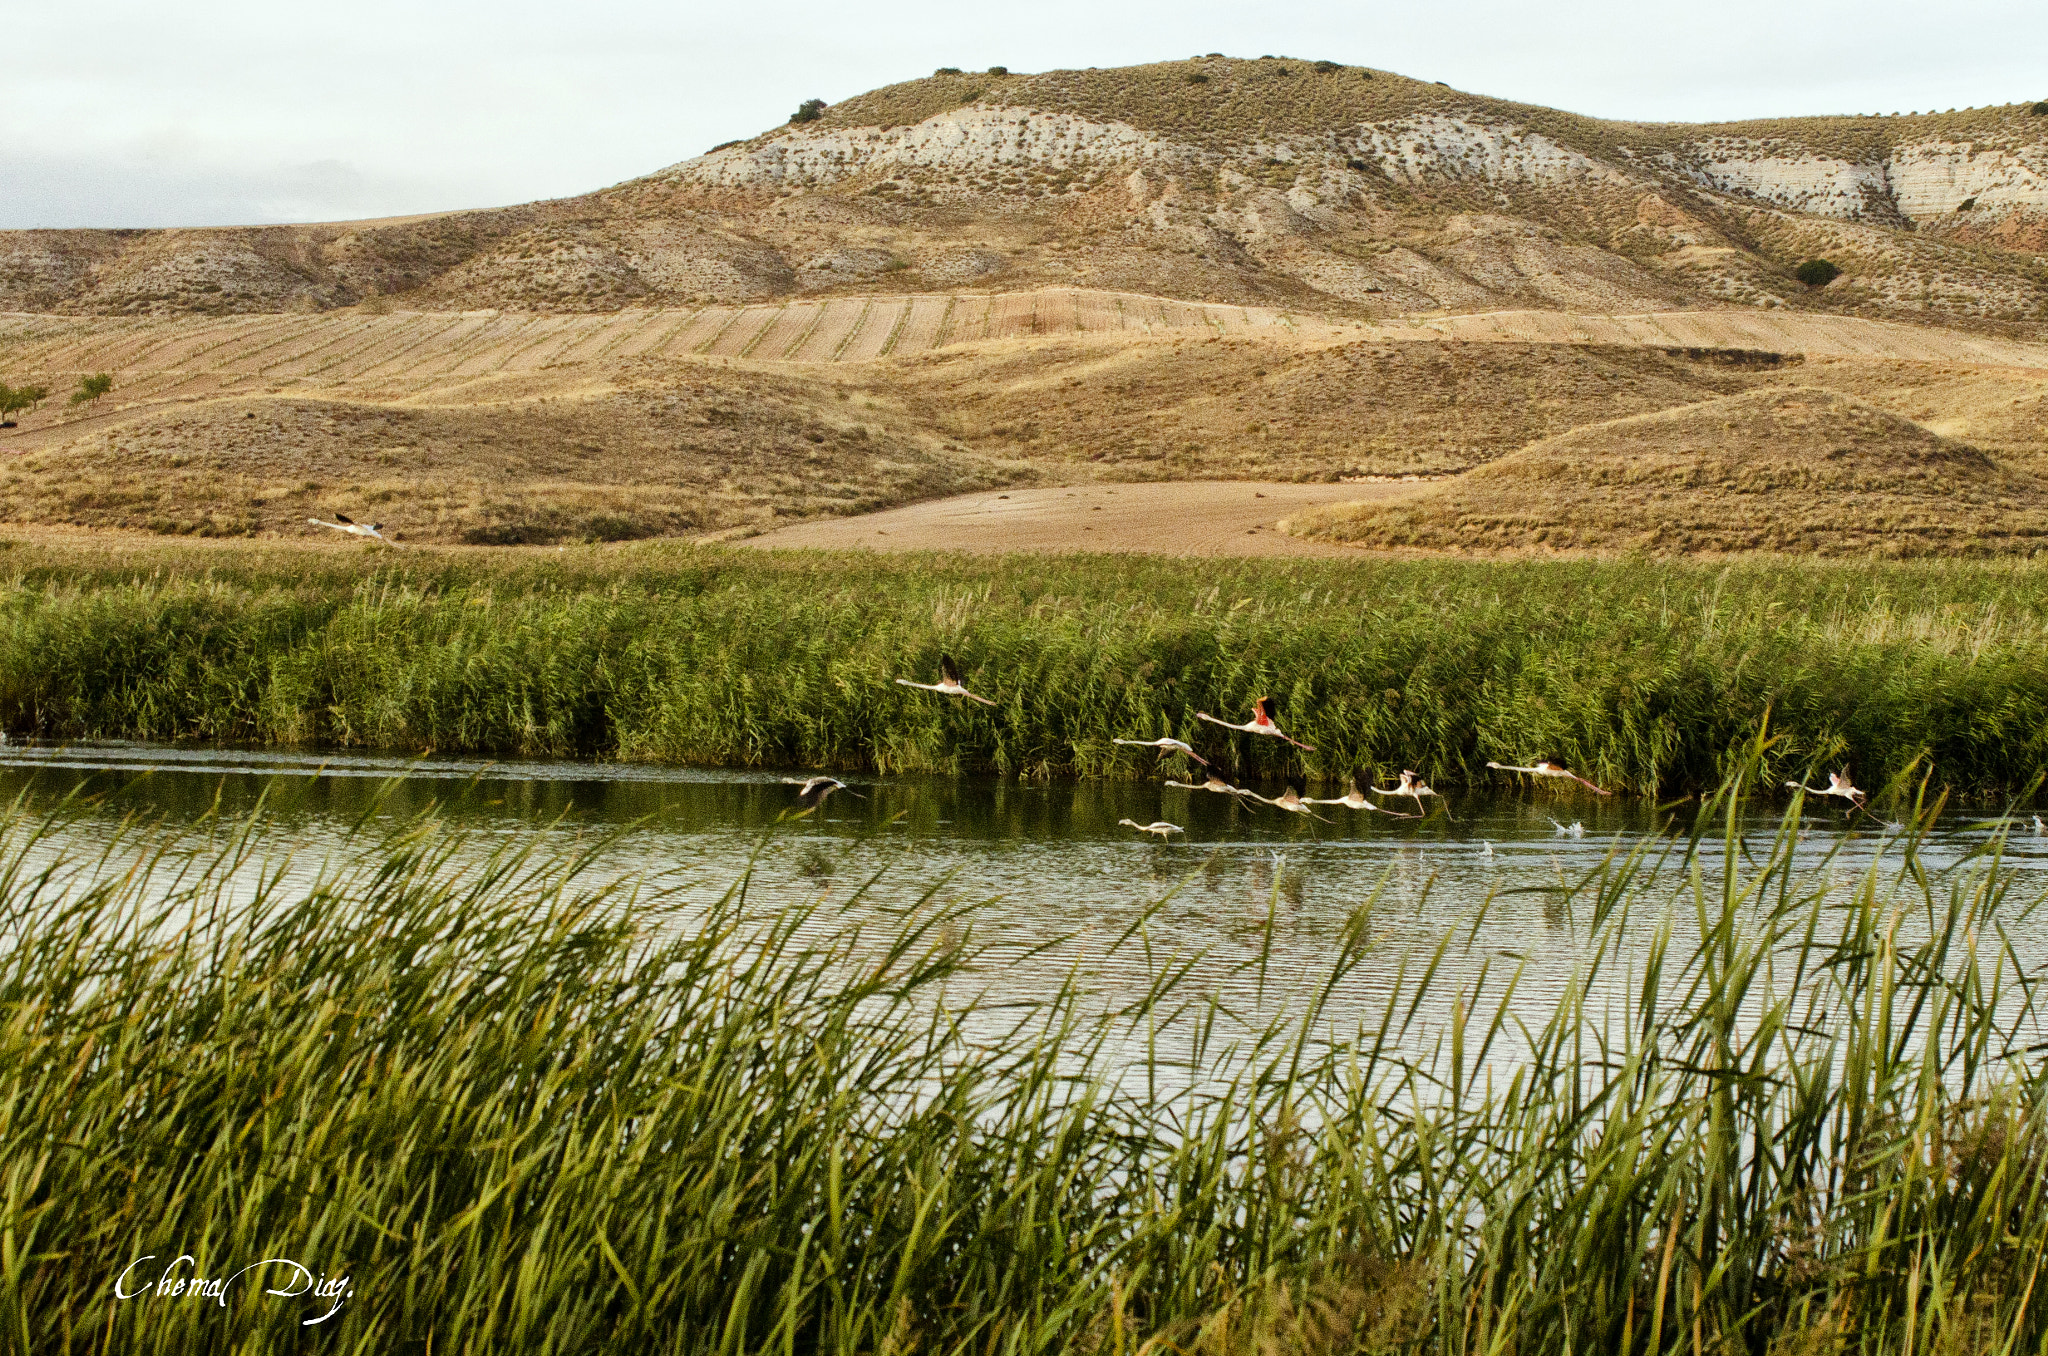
[
  {"xmin": 1253, "ymin": 695, "xmax": 1277, "ymax": 725},
  {"xmin": 939, "ymin": 654, "xmax": 962, "ymax": 685}
]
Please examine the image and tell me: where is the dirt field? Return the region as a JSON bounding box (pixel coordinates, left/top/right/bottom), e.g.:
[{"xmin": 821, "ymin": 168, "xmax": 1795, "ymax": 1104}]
[{"xmin": 739, "ymin": 480, "xmax": 1416, "ymax": 556}]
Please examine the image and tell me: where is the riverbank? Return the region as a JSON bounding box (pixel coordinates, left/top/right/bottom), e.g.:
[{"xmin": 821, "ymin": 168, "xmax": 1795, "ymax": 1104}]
[{"xmin": 4, "ymin": 535, "xmax": 2048, "ymax": 796}]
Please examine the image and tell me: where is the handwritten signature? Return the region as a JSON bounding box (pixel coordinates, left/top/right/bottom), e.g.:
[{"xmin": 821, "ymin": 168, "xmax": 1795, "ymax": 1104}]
[{"xmin": 115, "ymin": 1255, "xmax": 354, "ymax": 1325}]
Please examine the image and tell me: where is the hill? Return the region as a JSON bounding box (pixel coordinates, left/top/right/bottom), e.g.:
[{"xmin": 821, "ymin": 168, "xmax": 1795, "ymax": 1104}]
[
  {"xmin": 1284, "ymin": 388, "xmax": 2048, "ymax": 556},
  {"xmin": 3, "ymin": 59, "xmax": 2045, "ymax": 327}
]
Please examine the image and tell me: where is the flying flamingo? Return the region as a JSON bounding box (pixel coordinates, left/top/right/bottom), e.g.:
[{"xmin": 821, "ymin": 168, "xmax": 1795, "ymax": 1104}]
[
  {"xmin": 1247, "ymin": 783, "xmax": 1329, "ymax": 821},
  {"xmin": 1372, "ymin": 769, "xmax": 1442, "ymax": 804},
  {"xmin": 308, "ymin": 513, "xmax": 386, "ymax": 540},
  {"xmin": 895, "ymin": 654, "xmax": 997, "ymax": 706},
  {"xmin": 1164, "ymin": 769, "xmax": 1259, "ymax": 801},
  {"xmin": 1306, "ymin": 774, "xmax": 1421, "ymax": 817},
  {"xmin": 1784, "ymin": 768, "xmax": 1866, "ymax": 805},
  {"xmin": 1195, "ymin": 696, "xmax": 1314, "ymax": 750},
  {"xmin": 785, "ymin": 775, "xmax": 861, "ymax": 813},
  {"xmin": 1113, "ymin": 736, "xmax": 1210, "ymax": 767},
  {"xmin": 1485, "ymin": 759, "xmax": 1612, "ymax": 795},
  {"xmin": 1118, "ymin": 819, "xmax": 1185, "ymax": 841}
]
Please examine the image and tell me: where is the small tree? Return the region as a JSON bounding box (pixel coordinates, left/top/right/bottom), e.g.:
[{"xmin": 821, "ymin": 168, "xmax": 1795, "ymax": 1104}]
[
  {"xmin": 71, "ymin": 371, "xmax": 114, "ymax": 406},
  {"xmin": 790, "ymin": 98, "xmax": 826, "ymax": 124},
  {"xmin": 1794, "ymin": 259, "xmax": 1841, "ymax": 287},
  {"xmin": 0, "ymin": 384, "xmax": 23, "ymax": 423},
  {"xmin": 18, "ymin": 383, "xmax": 48, "ymax": 415}
]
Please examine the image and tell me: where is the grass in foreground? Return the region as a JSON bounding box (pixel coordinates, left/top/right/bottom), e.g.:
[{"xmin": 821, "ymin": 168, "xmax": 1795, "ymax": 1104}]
[
  {"xmin": 7, "ymin": 539, "xmax": 2048, "ymax": 795},
  {"xmin": 3, "ymin": 769, "xmax": 2046, "ymax": 1352}
]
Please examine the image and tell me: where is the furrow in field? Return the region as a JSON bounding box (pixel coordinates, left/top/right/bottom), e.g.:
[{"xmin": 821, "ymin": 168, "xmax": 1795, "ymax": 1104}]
[
  {"xmin": 888, "ymin": 296, "xmax": 951, "ymax": 355},
  {"xmin": 554, "ymin": 313, "xmax": 647, "ymax": 367},
  {"xmin": 751, "ymin": 304, "xmax": 820, "ymax": 360},
  {"xmin": 493, "ymin": 315, "xmax": 594, "ymax": 371},
  {"xmin": 297, "ymin": 315, "xmax": 423, "ymax": 380},
  {"xmin": 254, "ymin": 317, "xmax": 384, "ymax": 377},
  {"xmin": 420, "ymin": 315, "xmax": 539, "ymax": 378},
  {"xmin": 608, "ymin": 308, "xmax": 701, "ymax": 361},
  {"xmin": 985, "ymin": 292, "xmax": 1043, "ymax": 341},
  {"xmin": 831, "ymin": 300, "xmax": 892, "ymax": 361},
  {"xmin": 790, "ymin": 299, "xmax": 864, "ymax": 361},
  {"xmin": 705, "ymin": 306, "xmax": 778, "ymax": 357},
  {"xmin": 197, "ymin": 317, "xmax": 339, "ymax": 376},
  {"xmin": 346, "ymin": 315, "xmax": 487, "ymax": 382},
  {"xmin": 662, "ymin": 307, "xmax": 734, "ymax": 355},
  {"xmin": 317, "ymin": 315, "xmax": 448, "ymax": 381},
  {"xmin": 1075, "ymin": 292, "xmax": 1123, "ymax": 333}
]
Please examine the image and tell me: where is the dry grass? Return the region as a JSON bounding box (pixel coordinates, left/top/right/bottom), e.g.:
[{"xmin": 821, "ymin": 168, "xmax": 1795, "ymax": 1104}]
[
  {"xmin": 1289, "ymin": 387, "xmax": 2048, "ymax": 556},
  {"xmin": 0, "ymin": 371, "xmax": 1033, "ymax": 543}
]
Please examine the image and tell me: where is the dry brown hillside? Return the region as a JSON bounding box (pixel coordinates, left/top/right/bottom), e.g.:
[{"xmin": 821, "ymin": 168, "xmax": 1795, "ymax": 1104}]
[
  {"xmin": 3, "ymin": 59, "xmax": 2044, "ymax": 326},
  {"xmin": 1286, "ymin": 388, "xmax": 2048, "ymax": 556}
]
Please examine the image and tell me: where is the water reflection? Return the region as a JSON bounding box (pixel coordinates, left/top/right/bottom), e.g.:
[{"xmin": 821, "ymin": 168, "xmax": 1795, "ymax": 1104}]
[{"xmin": 3, "ymin": 739, "xmax": 2045, "ymax": 1064}]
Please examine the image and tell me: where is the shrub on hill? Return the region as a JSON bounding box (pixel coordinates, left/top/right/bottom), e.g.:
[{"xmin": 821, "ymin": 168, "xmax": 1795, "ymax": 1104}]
[
  {"xmin": 1795, "ymin": 259, "xmax": 1842, "ymax": 287},
  {"xmin": 1313, "ymin": 60, "xmax": 1342, "ymax": 72},
  {"xmin": 934, "ymin": 67, "xmax": 961, "ymax": 75},
  {"xmin": 1185, "ymin": 73, "xmax": 1209, "ymax": 84},
  {"xmin": 986, "ymin": 66, "xmax": 1008, "ymax": 76},
  {"xmin": 2033, "ymin": 101, "xmax": 2048, "ymax": 115},
  {"xmin": 790, "ymin": 98, "xmax": 826, "ymax": 124}
]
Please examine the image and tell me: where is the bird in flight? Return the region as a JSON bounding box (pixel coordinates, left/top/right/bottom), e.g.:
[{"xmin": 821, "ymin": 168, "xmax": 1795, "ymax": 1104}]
[
  {"xmin": 1372, "ymin": 769, "xmax": 1442, "ymax": 804},
  {"xmin": 1118, "ymin": 819, "xmax": 1185, "ymax": 840},
  {"xmin": 1112, "ymin": 736, "xmax": 1210, "ymax": 767},
  {"xmin": 1784, "ymin": 768, "xmax": 1866, "ymax": 805},
  {"xmin": 785, "ymin": 775, "xmax": 860, "ymax": 813},
  {"xmin": 308, "ymin": 513, "xmax": 386, "ymax": 540},
  {"xmin": 1550, "ymin": 818, "xmax": 1585, "ymax": 838},
  {"xmin": 1306, "ymin": 774, "xmax": 1421, "ymax": 817},
  {"xmin": 1486, "ymin": 760, "xmax": 1611, "ymax": 794},
  {"xmin": 895, "ymin": 653, "xmax": 997, "ymax": 706},
  {"xmin": 1164, "ymin": 769, "xmax": 1258, "ymax": 801},
  {"xmin": 1248, "ymin": 783, "xmax": 1329, "ymax": 821},
  {"xmin": 1196, "ymin": 696, "xmax": 1314, "ymax": 750}
]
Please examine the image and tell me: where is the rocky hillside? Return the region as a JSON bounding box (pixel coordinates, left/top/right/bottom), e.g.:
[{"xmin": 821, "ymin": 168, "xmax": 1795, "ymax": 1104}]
[{"xmin": 3, "ymin": 60, "xmax": 2044, "ymax": 327}]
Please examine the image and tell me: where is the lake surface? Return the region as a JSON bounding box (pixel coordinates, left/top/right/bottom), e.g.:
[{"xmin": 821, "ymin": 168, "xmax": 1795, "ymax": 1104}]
[{"xmin": 5, "ymin": 740, "xmax": 2046, "ymax": 1070}]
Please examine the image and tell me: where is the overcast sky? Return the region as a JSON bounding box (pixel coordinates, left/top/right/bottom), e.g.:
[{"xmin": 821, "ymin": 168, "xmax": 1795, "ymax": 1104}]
[{"xmin": 6, "ymin": 0, "xmax": 2043, "ymax": 230}]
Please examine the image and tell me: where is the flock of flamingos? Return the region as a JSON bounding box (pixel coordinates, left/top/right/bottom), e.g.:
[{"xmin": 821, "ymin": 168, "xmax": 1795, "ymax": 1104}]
[{"xmin": 774, "ymin": 653, "xmax": 1874, "ymax": 839}]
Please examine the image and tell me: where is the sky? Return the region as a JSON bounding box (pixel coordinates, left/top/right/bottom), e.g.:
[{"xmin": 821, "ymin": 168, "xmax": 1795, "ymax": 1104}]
[{"xmin": 5, "ymin": 0, "xmax": 2044, "ymax": 230}]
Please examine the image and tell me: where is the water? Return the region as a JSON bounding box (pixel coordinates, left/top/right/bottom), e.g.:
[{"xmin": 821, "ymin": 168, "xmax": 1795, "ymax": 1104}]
[{"xmin": 5, "ymin": 739, "xmax": 2046, "ymax": 1071}]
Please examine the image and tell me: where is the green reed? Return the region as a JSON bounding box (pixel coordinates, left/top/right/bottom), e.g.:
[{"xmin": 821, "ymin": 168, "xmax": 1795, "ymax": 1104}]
[
  {"xmin": 3, "ymin": 756, "xmax": 2047, "ymax": 1355},
  {"xmin": 5, "ymin": 540, "xmax": 2048, "ymax": 793}
]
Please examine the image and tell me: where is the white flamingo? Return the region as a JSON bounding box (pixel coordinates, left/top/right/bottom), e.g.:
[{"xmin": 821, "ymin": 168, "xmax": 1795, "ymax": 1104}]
[
  {"xmin": 1195, "ymin": 696, "xmax": 1314, "ymax": 750},
  {"xmin": 1372, "ymin": 769, "xmax": 1442, "ymax": 804},
  {"xmin": 1113, "ymin": 736, "xmax": 1210, "ymax": 767},
  {"xmin": 1550, "ymin": 818, "xmax": 1585, "ymax": 838},
  {"xmin": 895, "ymin": 653, "xmax": 997, "ymax": 706},
  {"xmin": 1784, "ymin": 768, "xmax": 1865, "ymax": 805},
  {"xmin": 784, "ymin": 775, "xmax": 861, "ymax": 813},
  {"xmin": 1118, "ymin": 819, "xmax": 1185, "ymax": 841},
  {"xmin": 1305, "ymin": 774, "xmax": 1420, "ymax": 818},
  {"xmin": 307, "ymin": 513, "xmax": 386, "ymax": 540},
  {"xmin": 1164, "ymin": 769, "xmax": 1259, "ymax": 801},
  {"xmin": 1486, "ymin": 759, "xmax": 1612, "ymax": 795},
  {"xmin": 1248, "ymin": 784, "xmax": 1329, "ymax": 821}
]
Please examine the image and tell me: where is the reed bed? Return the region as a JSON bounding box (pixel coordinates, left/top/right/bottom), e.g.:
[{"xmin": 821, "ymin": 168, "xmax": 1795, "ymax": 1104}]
[
  {"xmin": 3, "ymin": 768, "xmax": 2047, "ymax": 1353},
  {"xmin": 4, "ymin": 540, "xmax": 2048, "ymax": 793}
]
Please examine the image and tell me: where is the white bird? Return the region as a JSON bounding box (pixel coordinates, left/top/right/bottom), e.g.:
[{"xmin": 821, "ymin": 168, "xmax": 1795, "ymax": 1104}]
[
  {"xmin": 1248, "ymin": 784, "xmax": 1329, "ymax": 821},
  {"xmin": 2033, "ymin": 815, "xmax": 2045, "ymax": 835},
  {"xmin": 1784, "ymin": 768, "xmax": 1866, "ymax": 805},
  {"xmin": 307, "ymin": 513, "xmax": 385, "ymax": 540},
  {"xmin": 1113, "ymin": 736, "xmax": 1210, "ymax": 767},
  {"xmin": 1486, "ymin": 759, "xmax": 1612, "ymax": 795},
  {"xmin": 1305, "ymin": 774, "xmax": 1421, "ymax": 817},
  {"xmin": 1119, "ymin": 819, "xmax": 1185, "ymax": 841},
  {"xmin": 1371, "ymin": 769, "xmax": 1442, "ymax": 804},
  {"xmin": 1481, "ymin": 840, "xmax": 1495, "ymax": 857},
  {"xmin": 1549, "ymin": 818, "xmax": 1585, "ymax": 838},
  {"xmin": 1164, "ymin": 769, "xmax": 1259, "ymax": 801},
  {"xmin": 1195, "ymin": 696, "xmax": 1314, "ymax": 750},
  {"xmin": 784, "ymin": 775, "xmax": 861, "ymax": 813},
  {"xmin": 895, "ymin": 653, "xmax": 997, "ymax": 706}
]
